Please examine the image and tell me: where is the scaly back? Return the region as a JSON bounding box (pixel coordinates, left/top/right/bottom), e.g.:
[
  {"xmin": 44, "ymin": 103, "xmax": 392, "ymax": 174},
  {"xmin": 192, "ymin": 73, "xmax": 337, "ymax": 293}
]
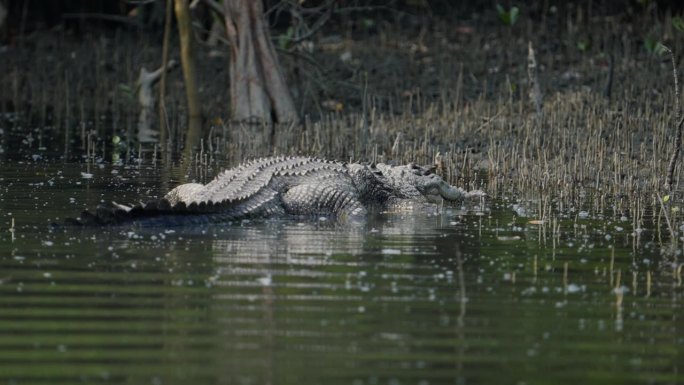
[{"xmin": 174, "ymin": 156, "xmax": 349, "ymax": 205}]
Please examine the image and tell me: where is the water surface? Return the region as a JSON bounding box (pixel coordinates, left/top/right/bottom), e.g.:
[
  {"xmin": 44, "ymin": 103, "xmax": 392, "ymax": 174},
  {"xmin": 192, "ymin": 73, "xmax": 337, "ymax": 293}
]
[{"xmin": 0, "ymin": 161, "xmax": 681, "ymax": 385}]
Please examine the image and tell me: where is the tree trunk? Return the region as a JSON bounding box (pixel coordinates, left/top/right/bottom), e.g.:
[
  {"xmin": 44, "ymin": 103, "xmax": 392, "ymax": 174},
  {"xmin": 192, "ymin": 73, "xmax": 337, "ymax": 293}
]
[
  {"xmin": 159, "ymin": 0, "xmax": 174, "ymax": 154},
  {"xmin": 223, "ymin": 0, "xmax": 299, "ymax": 125},
  {"xmin": 137, "ymin": 60, "xmax": 176, "ymax": 143},
  {"xmin": 174, "ymin": 0, "xmax": 202, "ymax": 155},
  {"xmin": 0, "ymin": 2, "xmax": 7, "ymax": 40}
]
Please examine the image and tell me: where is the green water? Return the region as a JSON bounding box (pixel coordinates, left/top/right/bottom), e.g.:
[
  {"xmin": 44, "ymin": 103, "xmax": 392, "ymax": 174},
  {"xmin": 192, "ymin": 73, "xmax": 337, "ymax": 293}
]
[{"xmin": 0, "ymin": 162, "xmax": 682, "ymax": 385}]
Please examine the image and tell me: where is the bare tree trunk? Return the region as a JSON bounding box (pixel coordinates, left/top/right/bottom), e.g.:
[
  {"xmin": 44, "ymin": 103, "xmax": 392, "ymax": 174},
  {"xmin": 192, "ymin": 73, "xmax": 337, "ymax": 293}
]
[
  {"xmin": 174, "ymin": 0, "xmax": 202, "ymax": 154},
  {"xmin": 159, "ymin": 0, "xmax": 174, "ymax": 154},
  {"xmin": 223, "ymin": 0, "xmax": 299, "ymax": 125},
  {"xmin": 137, "ymin": 60, "xmax": 176, "ymax": 143},
  {"xmin": 0, "ymin": 2, "xmax": 7, "ymax": 40}
]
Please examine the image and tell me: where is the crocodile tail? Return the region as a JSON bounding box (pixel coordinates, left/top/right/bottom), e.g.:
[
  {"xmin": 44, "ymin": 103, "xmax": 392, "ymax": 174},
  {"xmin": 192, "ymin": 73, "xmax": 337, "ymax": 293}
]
[{"xmin": 65, "ymin": 198, "xmax": 182, "ymax": 226}]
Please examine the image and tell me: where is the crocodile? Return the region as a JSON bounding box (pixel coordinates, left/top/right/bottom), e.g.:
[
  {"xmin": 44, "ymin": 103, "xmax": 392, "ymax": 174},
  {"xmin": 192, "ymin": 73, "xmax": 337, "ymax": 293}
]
[{"xmin": 67, "ymin": 156, "xmax": 484, "ymax": 226}]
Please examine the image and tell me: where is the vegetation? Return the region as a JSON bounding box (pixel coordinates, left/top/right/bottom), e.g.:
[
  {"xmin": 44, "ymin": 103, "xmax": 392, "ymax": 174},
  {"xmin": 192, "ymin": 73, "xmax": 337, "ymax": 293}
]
[
  {"xmin": 495, "ymin": 4, "xmax": 519, "ymax": 26},
  {"xmin": 1, "ymin": 1, "xmax": 684, "ymax": 245}
]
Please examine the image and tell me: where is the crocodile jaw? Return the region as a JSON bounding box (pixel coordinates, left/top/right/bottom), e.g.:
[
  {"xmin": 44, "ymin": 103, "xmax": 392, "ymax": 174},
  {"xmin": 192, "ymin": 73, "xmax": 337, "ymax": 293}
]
[
  {"xmin": 434, "ymin": 181, "xmax": 485, "ymax": 202},
  {"xmin": 436, "ymin": 182, "xmax": 467, "ymax": 201}
]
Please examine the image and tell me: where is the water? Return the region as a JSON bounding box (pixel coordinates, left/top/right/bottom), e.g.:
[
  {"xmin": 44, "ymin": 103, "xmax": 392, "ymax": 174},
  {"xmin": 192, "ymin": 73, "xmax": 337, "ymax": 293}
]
[{"xmin": 0, "ymin": 161, "xmax": 682, "ymax": 385}]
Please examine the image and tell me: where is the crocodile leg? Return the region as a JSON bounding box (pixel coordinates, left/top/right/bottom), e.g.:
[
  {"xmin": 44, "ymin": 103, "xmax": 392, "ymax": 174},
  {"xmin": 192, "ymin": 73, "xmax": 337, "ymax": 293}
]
[
  {"xmin": 164, "ymin": 183, "xmax": 206, "ymax": 205},
  {"xmin": 282, "ymin": 182, "xmax": 367, "ymax": 221}
]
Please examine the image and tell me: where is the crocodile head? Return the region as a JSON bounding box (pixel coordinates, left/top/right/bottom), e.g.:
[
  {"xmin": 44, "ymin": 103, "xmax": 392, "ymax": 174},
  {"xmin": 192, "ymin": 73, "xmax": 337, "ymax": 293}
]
[{"xmin": 373, "ymin": 162, "xmax": 483, "ymax": 204}]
